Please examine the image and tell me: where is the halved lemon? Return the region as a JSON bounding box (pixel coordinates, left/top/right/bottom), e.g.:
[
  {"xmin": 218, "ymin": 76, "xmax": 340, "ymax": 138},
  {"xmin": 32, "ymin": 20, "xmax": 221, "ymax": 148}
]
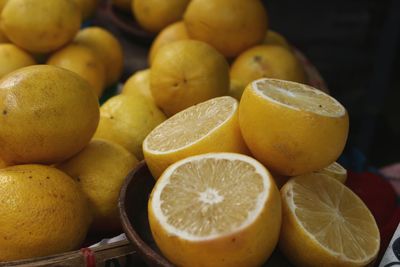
[
  {"xmin": 315, "ymin": 161, "xmax": 347, "ymax": 183},
  {"xmin": 280, "ymin": 173, "xmax": 380, "ymax": 267},
  {"xmin": 143, "ymin": 96, "xmax": 249, "ymax": 178},
  {"xmin": 148, "ymin": 152, "xmax": 282, "ymax": 267},
  {"xmin": 239, "ymin": 78, "xmax": 349, "ymax": 176}
]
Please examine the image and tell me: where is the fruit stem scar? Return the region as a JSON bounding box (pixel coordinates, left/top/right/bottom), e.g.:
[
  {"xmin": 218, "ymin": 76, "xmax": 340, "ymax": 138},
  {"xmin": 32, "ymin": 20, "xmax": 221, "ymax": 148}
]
[{"xmin": 2, "ymin": 110, "xmax": 7, "ymax": 115}]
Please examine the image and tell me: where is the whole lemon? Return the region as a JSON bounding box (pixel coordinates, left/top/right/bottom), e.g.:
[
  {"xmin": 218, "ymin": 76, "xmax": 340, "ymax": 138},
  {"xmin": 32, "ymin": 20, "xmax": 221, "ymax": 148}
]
[
  {"xmin": 121, "ymin": 69, "xmax": 152, "ymax": 100},
  {"xmin": 0, "ymin": 0, "xmax": 81, "ymax": 53},
  {"xmin": 0, "ymin": 164, "xmax": 91, "ymax": 261},
  {"xmin": 0, "ymin": 0, "xmax": 7, "ymax": 12},
  {"xmin": 0, "ymin": 65, "xmax": 99, "ymax": 165},
  {"xmin": 184, "ymin": 0, "xmax": 268, "ymax": 58},
  {"xmin": 150, "ymin": 40, "xmax": 229, "ymax": 116},
  {"xmin": 94, "ymin": 94, "xmax": 166, "ymax": 159},
  {"xmin": 263, "ymin": 30, "xmax": 291, "ymax": 50},
  {"xmin": 74, "ymin": 27, "xmax": 123, "ymax": 86},
  {"xmin": 133, "ymin": 0, "xmax": 190, "ymax": 33},
  {"xmin": 58, "ymin": 139, "xmax": 139, "ymax": 233},
  {"xmin": 148, "ymin": 21, "xmax": 190, "ymax": 65},
  {"xmin": 230, "ymin": 45, "xmax": 306, "ymax": 86},
  {"xmin": 47, "ymin": 44, "xmax": 106, "ymax": 97},
  {"xmin": 0, "ymin": 44, "xmax": 35, "ymax": 79}
]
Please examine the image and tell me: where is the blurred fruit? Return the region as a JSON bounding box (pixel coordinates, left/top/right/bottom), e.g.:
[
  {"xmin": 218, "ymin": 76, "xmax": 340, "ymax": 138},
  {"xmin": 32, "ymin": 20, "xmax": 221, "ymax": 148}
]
[
  {"xmin": 0, "ymin": 0, "xmax": 7, "ymax": 11},
  {"xmin": 121, "ymin": 69, "xmax": 152, "ymax": 100},
  {"xmin": 0, "ymin": 65, "xmax": 99, "ymax": 165},
  {"xmin": 133, "ymin": 0, "xmax": 190, "ymax": 33},
  {"xmin": 0, "ymin": 0, "xmax": 81, "ymax": 53},
  {"xmin": 314, "ymin": 161, "xmax": 347, "ymax": 183},
  {"xmin": 94, "ymin": 94, "xmax": 166, "ymax": 160},
  {"xmin": 150, "ymin": 40, "xmax": 229, "ymax": 116},
  {"xmin": 74, "ymin": 0, "xmax": 98, "ymax": 20},
  {"xmin": 113, "ymin": 0, "xmax": 132, "ymax": 12},
  {"xmin": 230, "ymin": 45, "xmax": 306, "ymax": 86},
  {"xmin": 0, "ymin": 44, "xmax": 35, "ymax": 79},
  {"xmin": 228, "ymin": 79, "xmax": 246, "ymax": 101},
  {"xmin": 239, "ymin": 79, "xmax": 349, "ymax": 176},
  {"xmin": 0, "ymin": 164, "xmax": 91, "ymax": 261},
  {"xmin": 148, "ymin": 21, "xmax": 189, "ymax": 65},
  {"xmin": 184, "ymin": 0, "xmax": 268, "ymax": 58},
  {"xmin": 0, "ymin": 157, "xmax": 7, "ymax": 168},
  {"xmin": 143, "ymin": 96, "xmax": 248, "ymax": 178},
  {"xmin": 263, "ymin": 30, "xmax": 291, "ymax": 50},
  {"xmin": 148, "ymin": 153, "xmax": 281, "ymax": 267},
  {"xmin": 75, "ymin": 27, "xmax": 123, "ymax": 86},
  {"xmin": 280, "ymin": 174, "xmax": 380, "ymax": 267},
  {"xmin": 58, "ymin": 139, "xmax": 138, "ymax": 233},
  {"xmin": 47, "ymin": 44, "xmax": 106, "ymax": 97},
  {"xmin": 0, "ymin": 28, "xmax": 8, "ymax": 43}
]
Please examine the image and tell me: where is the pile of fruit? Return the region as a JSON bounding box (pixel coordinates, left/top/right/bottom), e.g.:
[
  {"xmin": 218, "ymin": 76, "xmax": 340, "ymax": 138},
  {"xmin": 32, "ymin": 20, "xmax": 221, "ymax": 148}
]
[{"xmin": 0, "ymin": 0, "xmax": 381, "ymax": 266}]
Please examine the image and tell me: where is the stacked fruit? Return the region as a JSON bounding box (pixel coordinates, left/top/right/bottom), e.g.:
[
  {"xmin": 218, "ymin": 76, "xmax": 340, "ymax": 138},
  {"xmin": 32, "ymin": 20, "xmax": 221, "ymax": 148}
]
[{"xmin": 0, "ymin": 0, "xmax": 149, "ymax": 262}]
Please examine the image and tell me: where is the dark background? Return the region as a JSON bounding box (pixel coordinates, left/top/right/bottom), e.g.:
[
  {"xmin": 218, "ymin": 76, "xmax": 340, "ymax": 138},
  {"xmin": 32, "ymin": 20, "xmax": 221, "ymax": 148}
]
[{"xmin": 98, "ymin": 0, "xmax": 400, "ymax": 170}]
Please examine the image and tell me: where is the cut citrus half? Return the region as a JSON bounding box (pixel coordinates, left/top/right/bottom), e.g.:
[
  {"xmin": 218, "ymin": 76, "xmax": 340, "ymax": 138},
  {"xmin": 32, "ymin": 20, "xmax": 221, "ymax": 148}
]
[
  {"xmin": 280, "ymin": 173, "xmax": 380, "ymax": 267},
  {"xmin": 143, "ymin": 96, "xmax": 249, "ymax": 178},
  {"xmin": 239, "ymin": 78, "xmax": 349, "ymax": 176},
  {"xmin": 314, "ymin": 161, "xmax": 347, "ymax": 183},
  {"xmin": 148, "ymin": 153, "xmax": 281, "ymax": 267}
]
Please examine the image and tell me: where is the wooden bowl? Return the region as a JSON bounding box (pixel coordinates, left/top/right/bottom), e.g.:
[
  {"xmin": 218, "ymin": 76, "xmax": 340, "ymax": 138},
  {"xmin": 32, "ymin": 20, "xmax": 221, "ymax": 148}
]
[
  {"xmin": 118, "ymin": 162, "xmax": 294, "ymax": 267},
  {"xmin": 105, "ymin": 0, "xmax": 155, "ymax": 44}
]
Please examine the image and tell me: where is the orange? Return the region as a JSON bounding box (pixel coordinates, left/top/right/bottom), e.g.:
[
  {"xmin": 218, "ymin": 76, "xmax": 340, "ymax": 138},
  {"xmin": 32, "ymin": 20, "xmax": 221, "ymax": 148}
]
[
  {"xmin": 184, "ymin": 0, "xmax": 268, "ymax": 58},
  {"xmin": 0, "ymin": 44, "xmax": 35, "ymax": 79}
]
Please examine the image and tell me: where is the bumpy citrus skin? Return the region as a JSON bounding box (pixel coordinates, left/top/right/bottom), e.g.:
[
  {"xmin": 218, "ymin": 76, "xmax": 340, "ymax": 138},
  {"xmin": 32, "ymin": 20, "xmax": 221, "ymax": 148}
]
[
  {"xmin": 148, "ymin": 156, "xmax": 282, "ymax": 267},
  {"xmin": 74, "ymin": 27, "xmax": 123, "ymax": 86},
  {"xmin": 148, "ymin": 21, "xmax": 190, "ymax": 65},
  {"xmin": 239, "ymin": 80, "xmax": 349, "ymax": 176},
  {"xmin": 121, "ymin": 69, "xmax": 152, "ymax": 100},
  {"xmin": 0, "ymin": 44, "xmax": 36, "ymax": 79},
  {"xmin": 263, "ymin": 30, "xmax": 291, "ymax": 50},
  {"xmin": 57, "ymin": 139, "xmax": 139, "ymax": 233},
  {"xmin": 47, "ymin": 44, "xmax": 106, "ymax": 97},
  {"xmin": 0, "ymin": 164, "xmax": 91, "ymax": 261},
  {"xmin": 184, "ymin": 0, "xmax": 268, "ymax": 58},
  {"xmin": 0, "ymin": 0, "xmax": 81, "ymax": 53},
  {"xmin": 0, "ymin": 65, "xmax": 100, "ymax": 165}
]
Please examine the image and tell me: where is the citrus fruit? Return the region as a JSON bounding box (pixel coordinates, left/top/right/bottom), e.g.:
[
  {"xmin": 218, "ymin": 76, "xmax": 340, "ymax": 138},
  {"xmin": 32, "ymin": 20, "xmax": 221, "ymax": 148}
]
[
  {"xmin": 148, "ymin": 152, "xmax": 281, "ymax": 267},
  {"xmin": 57, "ymin": 139, "xmax": 139, "ymax": 233},
  {"xmin": 47, "ymin": 44, "xmax": 106, "ymax": 97},
  {"xmin": 0, "ymin": 164, "xmax": 91, "ymax": 261},
  {"xmin": 74, "ymin": 27, "xmax": 123, "ymax": 86},
  {"xmin": 0, "ymin": 65, "xmax": 99, "ymax": 165},
  {"xmin": 113, "ymin": 0, "xmax": 132, "ymax": 12},
  {"xmin": 94, "ymin": 94, "xmax": 166, "ymax": 160},
  {"xmin": 121, "ymin": 69, "xmax": 152, "ymax": 100},
  {"xmin": 0, "ymin": 157, "xmax": 7, "ymax": 168},
  {"xmin": 0, "ymin": 0, "xmax": 7, "ymax": 11},
  {"xmin": 0, "ymin": 0, "xmax": 81, "ymax": 53},
  {"xmin": 230, "ymin": 45, "xmax": 306, "ymax": 86},
  {"xmin": 314, "ymin": 161, "xmax": 347, "ymax": 183},
  {"xmin": 239, "ymin": 79, "xmax": 349, "ymax": 176},
  {"xmin": 0, "ymin": 44, "xmax": 35, "ymax": 79},
  {"xmin": 133, "ymin": 0, "xmax": 190, "ymax": 33},
  {"xmin": 263, "ymin": 30, "xmax": 291, "ymax": 50},
  {"xmin": 228, "ymin": 79, "xmax": 246, "ymax": 101},
  {"xmin": 74, "ymin": 0, "xmax": 98, "ymax": 19},
  {"xmin": 143, "ymin": 96, "xmax": 249, "ymax": 178},
  {"xmin": 184, "ymin": 0, "xmax": 268, "ymax": 58},
  {"xmin": 280, "ymin": 173, "xmax": 380, "ymax": 267},
  {"xmin": 150, "ymin": 39, "xmax": 229, "ymax": 116},
  {"xmin": 148, "ymin": 21, "xmax": 189, "ymax": 65}
]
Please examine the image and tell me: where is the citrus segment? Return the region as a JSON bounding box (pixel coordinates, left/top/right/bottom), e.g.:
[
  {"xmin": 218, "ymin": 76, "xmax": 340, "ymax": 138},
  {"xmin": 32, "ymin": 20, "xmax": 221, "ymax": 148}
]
[
  {"xmin": 315, "ymin": 161, "xmax": 347, "ymax": 183},
  {"xmin": 143, "ymin": 96, "xmax": 248, "ymax": 178},
  {"xmin": 280, "ymin": 174, "xmax": 380, "ymax": 267},
  {"xmin": 149, "ymin": 153, "xmax": 281, "ymax": 267}
]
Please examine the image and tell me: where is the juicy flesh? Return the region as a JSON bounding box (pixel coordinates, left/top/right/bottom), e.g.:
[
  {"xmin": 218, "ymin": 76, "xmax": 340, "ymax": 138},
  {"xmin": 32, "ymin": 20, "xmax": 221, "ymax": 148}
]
[
  {"xmin": 146, "ymin": 97, "xmax": 235, "ymax": 152},
  {"xmin": 255, "ymin": 79, "xmax": 344, "ymax": 117},
  {"xmin": 159, "ymin": 158, "xmax": 265, "ymax": 238},
  {"xmin": 324, "ymin": 162, "xmax": 346, "ymax": 175},
  {"xmin": 290, "ymin": 175, "xmax": 379, "ymax": 261}
]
